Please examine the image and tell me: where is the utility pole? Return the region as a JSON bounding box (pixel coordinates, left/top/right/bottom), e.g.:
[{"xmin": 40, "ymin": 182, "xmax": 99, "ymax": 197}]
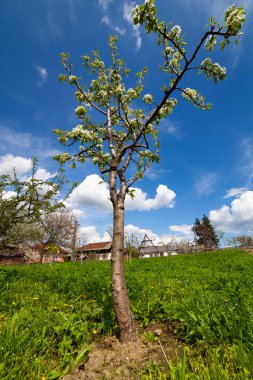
[{"xmin": 71, "ymin": 220, "xmax": 78, "ymax": 261}]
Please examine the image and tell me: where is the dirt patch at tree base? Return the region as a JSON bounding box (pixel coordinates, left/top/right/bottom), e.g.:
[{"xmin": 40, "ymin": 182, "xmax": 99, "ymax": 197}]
[{"xmin": 64, "ymin": 323, "xmax": 183, "ymax": 380}]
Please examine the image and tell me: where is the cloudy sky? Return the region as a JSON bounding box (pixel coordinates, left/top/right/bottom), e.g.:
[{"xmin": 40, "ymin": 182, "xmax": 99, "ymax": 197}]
[{"xmin": 1, "ymin": 0, "xmax": 253, "ymax": 243}]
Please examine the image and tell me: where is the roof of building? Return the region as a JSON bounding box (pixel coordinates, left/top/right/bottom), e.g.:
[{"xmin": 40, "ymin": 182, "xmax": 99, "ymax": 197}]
[
  {"xmin": 139, "ymin": 245, "xmax": 173, "ymax": 254},
  {"xmin": 139, "ymin": 234, "xmax": 179, "ymax": 255},
  {"xmin": 32, "ymin": 243, "xmax": 66, "ymax": 254},
  {"xmin": 0, "ymin": 245, "xmax": 24, "ymax": 257},
  {"xmin": 78, "ymin": 241, "xmax": 112, "ymax": 252}
]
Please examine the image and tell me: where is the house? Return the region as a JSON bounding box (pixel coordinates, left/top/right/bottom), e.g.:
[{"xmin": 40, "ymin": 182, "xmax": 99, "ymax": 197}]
[
  {"xmin": 78, "ymin": 241, "xmax": 112, "ymax": 260},
  {"xmin": 30, "ymin": 243, "xmax": 65, "ymax": 264},
  {"xmin": 0, "ymin": 244, "xmax": 25, "ymax": 265},
  {"xmin": 0, "ymin": 243, "xmax": 66, "ymax": 265},
  {"xmin": 139, "ymin": 234, "xmax": 179, "ymax": 258}
]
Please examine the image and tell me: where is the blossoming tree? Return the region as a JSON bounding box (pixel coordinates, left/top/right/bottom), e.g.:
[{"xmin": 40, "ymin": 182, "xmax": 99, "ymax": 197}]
[
  {"xmin": 54, "ymin": 1, "xmax": 245, "ymax": 342},
  {"xmin": 0, "ymin": 158, "xmax": 65, "ymax": 248}
]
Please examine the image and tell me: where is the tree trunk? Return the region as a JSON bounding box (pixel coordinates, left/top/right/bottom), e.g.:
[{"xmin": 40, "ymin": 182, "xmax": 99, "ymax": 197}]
[{"xmin": 111, "ymin": 198, "xmax": 136, "ymax": 343}]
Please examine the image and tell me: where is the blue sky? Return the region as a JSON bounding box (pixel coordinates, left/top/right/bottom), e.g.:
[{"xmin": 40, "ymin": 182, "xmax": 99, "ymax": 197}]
[{"xmin": 1, "ymin": 0, "xmax": 253, "ymax": 244}]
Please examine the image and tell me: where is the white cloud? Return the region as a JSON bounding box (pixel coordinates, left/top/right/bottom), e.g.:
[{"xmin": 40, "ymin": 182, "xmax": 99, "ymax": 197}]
[
  {"xmin": 66, "ymin": 174, "xmax": 111, "ymax": 212},
  {"xmin": 17, "ymin": 165, "xmax": 56, "ymax": 182},
  {"xmin": 0, "ymin": 155, "xmax": 32, "ymax": 176},
  {"xmin": 0, "ymin": 125, "xmax": 33, "ymax": 148},
  {"xmin": 98, "ymin": 0, "xmax": 113, "ymax": 11},
  {"xmin": 182, "ymin": 0, "xmax": 253, "ymax": 21},
  {"xmin": 209, "ymin": 190, "xmax": 253, "ymax": 233},
  {"xmin": 76, "ymin": 223, "xmax": 192, "ymax": 246},
  {"xmin": 66, "ymin": 0, "xmax": 79, "ymax": 25},
  {"xmin": 46, "ymin": 9, "xmax": 62, "ymax": 39},
  {"xmin": 101, "ymin": 14, "xmax": 111, "ymax": 25},
  {"xmin": 0, "ymin": 155, "xmax": 58, "ymax": 193},
  {"xmin": 66, "ymin": 174, "xmax": 176, "ymax": 213},
  {"xmin": 70, "ymin": 208, "xmax": 86, "ymax": 218},
  {"xmin": 125, "ymin": 184, "xmax": 176, "ymax": 211},
  {"xmin": 78, "ymin": 225, "xmax": 110, "ymax": 243},
  {"xmin": 169, "ymin": 224, "xmax": 193, "ymax": 238},
  {"xmin": 0, "ymin": 125, "xmax": 61, "ymax": 158},
  {"xmin": 237, "ymin": 137, "xmax": 253, "ymax": 185},
  {"xmin": 125, "ymin": 223, "xmax": 157, "ymax": 241},
  {"xmin": 125, "ymin": 224, "xmax": 186, "ymax": 245},
  {"xmin": 33, "ymin": 168, "xmax": 55, "ymax": 181},
  {"xmin": 195, "ymin": 172, "xmax": 218, "ymax": 195},
  {"xmin": 159, "ymin": 120, "xmax": 181, "ymax": 138},
  {"xmin": 35, "ymin": 65, "xmax": 48, "ymax": 86},
  {"xmin": 101, "ymin": 14, "xmax": 126, "ymax": 35},
  {"xmin": 123, "ymin": 2, "xmax": 142, "ymax": 51},
  {"xmin": 145, "ymin": 167, "xmax": 172, "ymax": 180},
  {"xmin": 2, "ymin": 190, "xmax": 17, "ymax": 199},
  {"xmin": 223, "ymin": 187, "xmax": 249, "ymax": 199}
]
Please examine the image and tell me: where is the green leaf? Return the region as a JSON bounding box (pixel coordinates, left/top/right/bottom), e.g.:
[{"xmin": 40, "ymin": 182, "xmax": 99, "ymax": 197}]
[{"xmin": 76, "ymin": 347, "xmax": 90, "ymax": 363}]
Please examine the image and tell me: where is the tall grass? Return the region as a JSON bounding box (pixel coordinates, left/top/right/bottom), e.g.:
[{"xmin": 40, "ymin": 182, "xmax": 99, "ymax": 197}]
[{"xmin": 0, "ymin": 249, "xmax": 253, "ymax": 378}]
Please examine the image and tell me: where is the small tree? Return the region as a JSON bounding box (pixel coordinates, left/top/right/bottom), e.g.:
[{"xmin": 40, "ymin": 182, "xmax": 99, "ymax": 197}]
[
  {"xmin": 41, "ymin": 209, "xmax": 77, "ymax": 250},
  {"xmin": 54, "ymin": 2, "xmax": 245, "ymax": 342},
  {"xmin": 124, "ymin": 232, "xmax": 141, "ymax": 260},
  {"xmin": 232, "ymin": 235, "xmax": 253, "ymax": 248},
  {"xmin": 0, "ymin": 158, "xmax": 64, "ymax": 248},
  {"xmin": 192, "ymin": 214, "xmax": 219, "ymax": 249}
]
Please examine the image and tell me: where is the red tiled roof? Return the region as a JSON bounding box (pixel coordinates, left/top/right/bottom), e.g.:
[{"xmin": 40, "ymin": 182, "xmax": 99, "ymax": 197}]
[
  {"xmin": 78, "ymin": 241, "xmax": 112, "ymax": 251},
  {"xmin": 32, "ymin": 243, "xmax": 66, "ymax": 254}
]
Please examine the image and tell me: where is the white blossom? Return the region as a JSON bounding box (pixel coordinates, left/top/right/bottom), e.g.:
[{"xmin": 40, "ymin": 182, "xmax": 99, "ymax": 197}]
[
  {"xmin": 200, "ymin": 58, "xmax": 227, "ymax": 81},
  {"xmin": 75, "ymin": 106, "xmax": 87, "ymax": 116},
  {"xmin": 205, "ymin": 36, "xmax": 216, "ymax": 51},
  {"xmin": 225, "ymin": 5, "xmax": 245, "ymax": 35},
  {"xmin": 182, "ymin": 88, "xmax": 198, "ymax": 100},
  {"xmin": 127, "ymin": 88, "xmax": 137, "ymax": 98},
  {"xmin": 83, "ymin": 130, "xmax": 92, "ymax": 139},
  {"xmin": 72, "ymin": 125, "xmax": 84, "ymax": 133},
  {"xmin": 56, "ymin": 152, "xmax": 70, "ymax": 163},
  {"xmin": 99, "ymin": 90, "xmax": 107, "ymax": 98},
  {"xmin": 165, "ymin": 47, "xmax": 174, "ymax": 55},
  {"xmin": 115, "ymin": 85, "xmax": 124, "ymax": 94},
  {"xmin": 143, "ymin": 94, "xmax": 153, "ymax": 104},
  {"xmin": 171, "ymin": 25, "xmax": 181, "ymax": 38},
  {"xmin": 69, "ymin": 75, "xmax": 77, "ymax": 84}
]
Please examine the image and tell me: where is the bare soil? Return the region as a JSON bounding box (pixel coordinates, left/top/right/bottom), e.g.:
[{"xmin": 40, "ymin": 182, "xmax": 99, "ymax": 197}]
[{"xmin": 64, "ymin": 322, "xmax": 182, "ymax": 380}]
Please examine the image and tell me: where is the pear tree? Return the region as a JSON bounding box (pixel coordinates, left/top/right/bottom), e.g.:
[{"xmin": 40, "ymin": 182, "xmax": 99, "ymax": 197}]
[
  {"xmin": 0, "ymin": 158, "xmax": 65, "ymax": 248},
  {"xmin": 54, "ymin": 1, "xmax": 245, "ymax": 342}
]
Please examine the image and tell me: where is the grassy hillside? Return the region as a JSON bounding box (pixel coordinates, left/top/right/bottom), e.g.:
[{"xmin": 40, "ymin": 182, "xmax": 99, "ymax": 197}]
[{"xmin": 0, "ymin": 249, "xmax": 253, "ymax": 379}]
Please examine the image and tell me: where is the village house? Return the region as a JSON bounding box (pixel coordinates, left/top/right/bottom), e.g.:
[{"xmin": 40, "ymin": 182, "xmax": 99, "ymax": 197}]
[
  {"xmin": 0, "ymin": 243, "xmax": 66, "ymax": 265},
  {"xmin": 77, "ymin": 241, "xmax": 112, "ymax": 260},
  {"xmin": 0, "ymin": 244, "xmax": 25, "ymax": 265},
  {"xmin": 139, "ymin": 234, "xmax": 179, "ymax": 258},
  {"xmin": 31, "ymin": 243, "xmax": 65, "ymax": 264}
]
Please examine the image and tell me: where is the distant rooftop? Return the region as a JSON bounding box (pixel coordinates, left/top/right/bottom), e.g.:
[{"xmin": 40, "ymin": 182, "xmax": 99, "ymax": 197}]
[{"xmin": 78, "ymin": 241, "xmax": 112, "ymax": 252}]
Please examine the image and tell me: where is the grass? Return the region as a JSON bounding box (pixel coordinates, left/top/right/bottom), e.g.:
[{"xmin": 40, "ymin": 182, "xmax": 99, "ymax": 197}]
[{"xmin": 0, "ymin": 249, "xmax": 253, "ymax": 379}]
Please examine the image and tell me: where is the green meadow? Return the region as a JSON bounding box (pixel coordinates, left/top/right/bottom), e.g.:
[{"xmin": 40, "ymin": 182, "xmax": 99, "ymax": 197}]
[{"xmin": 0, "ymin": 249, "xmax": 253, "ymax": 379}]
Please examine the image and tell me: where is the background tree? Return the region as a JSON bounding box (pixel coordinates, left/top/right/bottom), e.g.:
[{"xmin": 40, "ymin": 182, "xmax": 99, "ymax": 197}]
[
  {"xmin": 175, "ymin": 238, "xmax": 192, "ymax": 254},
  {"xmin": 3, "ymin": 222, "xmax": 45, "ymax": 248},
  {"xmin": 231, "ymin": 235, "xmax": 253, "ymax": 248},
  {"xmin": 54, "ymin": 2, "xmax": 245, "ymax": 342},
  {"xmin": 192, "ymin": 214, "xmax": 219, "ymax": 249},
  {"xmin": 33, "ymin": 209, "xmax": 77, "ymax": 263},
  {"xmin": 124, "ymin": 232, "xmax": 141, "ymax": 260},
  {"xmin": 0, "ymin": 158, "xmax": 64, "ymax": 248},
  {"xmin": 40, "ymin": 209, "xmax": 77, "ymax": 250}
]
